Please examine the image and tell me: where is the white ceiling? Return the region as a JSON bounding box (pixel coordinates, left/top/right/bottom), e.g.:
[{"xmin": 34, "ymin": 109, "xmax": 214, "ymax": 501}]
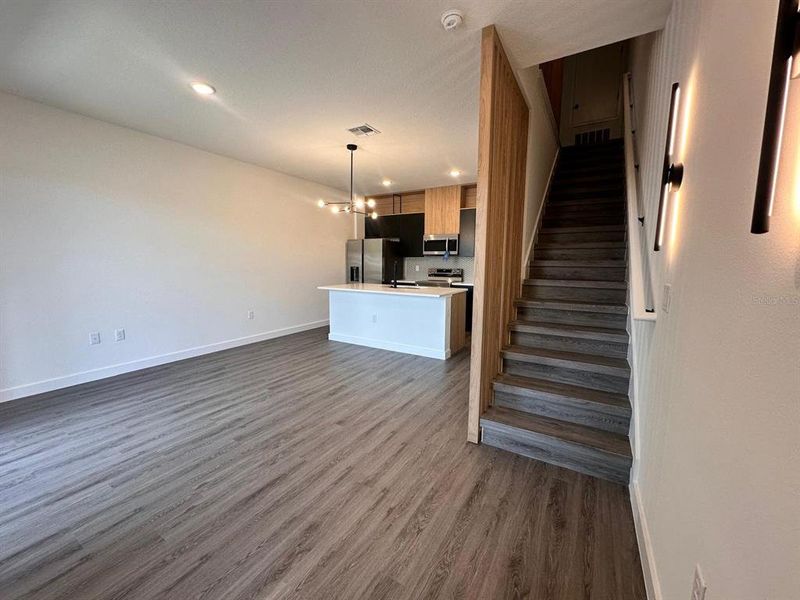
[{"xmin": 0, "ymin": 0, "xmax": 671, "ymax": 195}]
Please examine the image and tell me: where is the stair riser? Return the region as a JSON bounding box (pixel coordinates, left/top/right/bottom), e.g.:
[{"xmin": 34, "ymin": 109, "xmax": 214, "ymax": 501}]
[
  {"xmin": 536, "ymin": 242, "xmax": 627, "ymax": 250},
  {"xmin": 481, "ymin": 424, "xmax": 630, "ymax": 484},
  {"xmin": 559, "ymin": 152, "xmax": 623, "ymax": 164},
  {"xmin": 517, "ymin": 306, "xmax": 627, "ymax": 329},
  {"xmin": 537, "ymin": 231, "xmax": 626, "ymax": 244},
  {"xmin": 546, "ymin": 201, "xmax": 626, "ymax": 213},
  {"xmin": 553, "ymin": 172, "xmax": 623, "ymax": 184},
  {"xmin": 555, "ymin": 166, "xmax": 624, "ymax": 180},
  {"xmin": 530, "ymin": 265, "xmax": 627, "ymax": 282},
  {"xmin": 493, "ymin": 390, "xmax": 630, "ymax": 435},
  {"xmin": 555, "ymin": 165, "xmax": 624, "ymax": 179},
  {"xmin": 549, "ymin": 184, "xmax": 625, "ymax": 198},
  {"xmin": 545, "ymin": 204, "xmax": 625, "ymax": 217},
  {"xmin": 543, "ymin": 216, "xmax": 625, "ymax": 229},
  {"xmin": 548, "ymin": 189, "xmax": 624, "ymax": 202},
  {"xmin": 510, "ymin": 331, "xmax": 628, "ymax": 359},
  {"xmin": 533, "ymin": 247, "xmax": 626, "ymax": 260},
  {"xmin": 561, "ymin": 142, "xmax": 622, "ymax": 154},
  {"xmin": 504, "ymin": 359, "xmax": 630, "ymax": 394},
  {"xmin": 522, "ymin": 285, "xmax": 627, "ymax": 303}
]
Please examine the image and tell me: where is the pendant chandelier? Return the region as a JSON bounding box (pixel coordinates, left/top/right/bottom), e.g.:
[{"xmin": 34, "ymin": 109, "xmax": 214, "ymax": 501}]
[{"xmin": 317, "ymin": 144, "xmax": 378, "ymax": 219}]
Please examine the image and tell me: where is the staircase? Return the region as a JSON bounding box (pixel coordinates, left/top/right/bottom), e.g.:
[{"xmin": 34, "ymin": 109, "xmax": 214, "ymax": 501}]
[{"xmin": 480, "ymin": 140, "xmax": 633, "ymax": 485}]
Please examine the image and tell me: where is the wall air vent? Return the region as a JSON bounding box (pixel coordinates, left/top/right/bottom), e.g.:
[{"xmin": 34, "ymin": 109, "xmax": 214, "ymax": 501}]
[
  {"xmin": 347, "ymin": 124, "xmax": 381, "ymax": 137},
  {"xmin": 575, "ymin": 128, "xmax": 611, "ymax": 145}
]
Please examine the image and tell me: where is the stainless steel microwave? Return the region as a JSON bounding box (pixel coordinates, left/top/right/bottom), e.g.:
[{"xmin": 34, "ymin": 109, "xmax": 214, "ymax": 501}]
[{"xmin": 422, "ymin": 234, "xmax": 459, "ymax": 256}]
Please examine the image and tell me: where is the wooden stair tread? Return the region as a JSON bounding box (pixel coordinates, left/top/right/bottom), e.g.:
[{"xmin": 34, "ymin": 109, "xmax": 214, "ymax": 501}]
[
  {"xmin": 546, "ymin": 198, "xmax": 625, "ymax": 208},
  {"xmin": 501, "ymin": 345, "xmax": 630, "ymax": 376},
  {"xmin": 481, "ymin": 406, "xmax": 632, "ymax": 458},
  {"xmin": 545, "ymin": 205, "xmax": 626, "ymax": 214},
  {"xmin": 514, "ymin": 298, "xmax": 627, "ymax": 314},
  {"xmin": 523, "ymin": 278, "xmax": 627, "ymax": 289},
  {"xmin": 532, "ymin": 259, "xmax": 625, "ymax": 268},
  {"xmin": 509, "ymin": 319, "xmax": 629, "ymax": 341},
  {"xmin": 554, "ymin": 172, "xmax": 623, "ymax": 181},
  {"xmin": 493, "ymin": 373, "xmax": 630, "ymax": 411},
  {"xmin": 535, "ymin": 241, "xmax": 626, "ymax": 249},
  {"xmin": 539, "ymin": 224, "xmax": 625, "ymax": 233}
]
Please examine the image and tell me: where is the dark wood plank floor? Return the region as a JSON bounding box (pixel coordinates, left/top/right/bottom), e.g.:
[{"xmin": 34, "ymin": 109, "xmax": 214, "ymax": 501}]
[{"xmin": 0, "ymin": 327, "xmax": 646, "ymax": 599}]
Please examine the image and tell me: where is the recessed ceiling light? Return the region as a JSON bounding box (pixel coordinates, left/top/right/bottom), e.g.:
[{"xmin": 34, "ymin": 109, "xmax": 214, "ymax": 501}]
[
  {"xmin": 190, "ymin": 81, "xmax": 216, "ymax": 96},
  {"xmin": 382, "ymin": 179, "xmax": 392, "ymax": 187},
  {"xmin": 449, "ymin": 169, "xmax": 461, "ymax": 177}
]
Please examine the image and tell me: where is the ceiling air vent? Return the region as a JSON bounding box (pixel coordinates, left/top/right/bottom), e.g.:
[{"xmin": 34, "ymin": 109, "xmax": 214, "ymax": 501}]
[{"xmin": 347, "ymin": 123, "xmax": 381, "ymax": 137}]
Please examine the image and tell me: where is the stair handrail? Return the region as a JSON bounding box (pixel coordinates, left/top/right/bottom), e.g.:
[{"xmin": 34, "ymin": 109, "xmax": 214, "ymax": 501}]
[{"xmin": 622, "ymin": 72, "xmax": 656, "ymax": 320}]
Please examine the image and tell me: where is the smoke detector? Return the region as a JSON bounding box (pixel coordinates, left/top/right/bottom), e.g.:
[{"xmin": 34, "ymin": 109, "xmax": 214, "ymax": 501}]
[{"xmin": 441, "ymin": 9, "xmax": 464, "ymax": 31}]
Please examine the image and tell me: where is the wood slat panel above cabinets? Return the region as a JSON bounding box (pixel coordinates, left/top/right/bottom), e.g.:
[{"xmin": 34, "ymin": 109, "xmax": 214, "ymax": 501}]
[
  {"xmin": 424, "ymin": 185, "xmax": 461, "ymax": 234},
  {"xmin": 371, "ymin": 195, "xmax": 395, "ymax": 217},
  {"xmin": 401, "ymin": 191, "xmax": 425, "ymax": 214},
  {"xmin": 367, "ymin": 191, "xmax": 425, "ymax": 216},
  {"xmin": 462, "ymin": 184, "xmax": 477, "ymax": 209},
  {"xmin": 367, "ymin": 185, "xmax": 475, "ymax": 217}
]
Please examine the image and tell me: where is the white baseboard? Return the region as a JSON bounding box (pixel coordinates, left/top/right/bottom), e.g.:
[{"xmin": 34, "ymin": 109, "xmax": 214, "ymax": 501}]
[
  {"xmin": 328, "ymin": 333, "xmax": 447, "ymax": 360},
  {"xmin": 0, "ymin": 320, "xmax": 329, "ymax": 403},
  {"xmin": 630, "ymin": 480, "xmax": 662, "ymax": 600}
]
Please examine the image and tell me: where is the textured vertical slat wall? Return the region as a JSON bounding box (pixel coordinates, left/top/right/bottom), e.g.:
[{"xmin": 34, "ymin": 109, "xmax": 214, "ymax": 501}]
[
  {"xmin": 626, "ymin": 0, "xmax": 702, "ymax": 482},
  {"xmin": 625, "ymin": 1, "xmax": 800, "ymax": 599},
  {"xmin": 468, "ymin": 26, "xmax": 529, "ymax": 443}
]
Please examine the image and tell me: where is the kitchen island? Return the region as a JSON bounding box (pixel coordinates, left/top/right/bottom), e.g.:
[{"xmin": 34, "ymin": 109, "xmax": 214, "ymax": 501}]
[{"xmin": 318, "ymin": 283, "xmax": 467, "ymax": 359}]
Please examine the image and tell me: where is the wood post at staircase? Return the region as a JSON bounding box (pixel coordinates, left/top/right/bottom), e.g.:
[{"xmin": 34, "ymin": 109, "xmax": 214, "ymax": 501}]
[{"xmin": 467, "ymin": 25, "xmax": 530, "ymax": 443}]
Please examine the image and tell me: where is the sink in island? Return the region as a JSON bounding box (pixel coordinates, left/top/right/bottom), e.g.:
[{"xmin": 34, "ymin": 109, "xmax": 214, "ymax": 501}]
[{"xmin": 318, "ymin": 283, "xmax": 467, "ymax": 359}]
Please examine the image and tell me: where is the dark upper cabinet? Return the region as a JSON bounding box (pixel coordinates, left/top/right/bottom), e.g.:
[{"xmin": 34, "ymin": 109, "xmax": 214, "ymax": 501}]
[
  {"xmin": 365, "ymin": 213, "xmax": 424, "ymax": 257},
  {"xmin": 364, "ymin": 217, "xmax": 381, "ymax": 239},
  {"xmin": 459, "ymin": 209, "xmax": 476, "ymax": 257}
]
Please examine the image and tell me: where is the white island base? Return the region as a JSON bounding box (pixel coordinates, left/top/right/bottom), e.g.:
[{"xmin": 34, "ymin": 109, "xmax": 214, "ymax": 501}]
[{"xmin": 318, "ymin": 284, "xmax": 467, "ymax": 359}]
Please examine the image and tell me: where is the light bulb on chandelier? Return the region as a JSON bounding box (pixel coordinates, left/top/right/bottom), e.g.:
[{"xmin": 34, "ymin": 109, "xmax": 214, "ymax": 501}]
[{"xmin": 318, "ymin": 145, "xmax": 379, "ymax": 219}]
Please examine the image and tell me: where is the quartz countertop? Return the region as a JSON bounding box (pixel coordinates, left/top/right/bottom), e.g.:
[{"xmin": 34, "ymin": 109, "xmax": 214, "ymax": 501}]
[{"xmin": 318, "ymin": 283, "xmax": 467, "ymax": 298}]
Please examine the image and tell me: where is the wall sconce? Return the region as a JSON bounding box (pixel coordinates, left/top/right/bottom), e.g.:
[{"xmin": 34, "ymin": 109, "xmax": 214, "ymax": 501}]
[
  {"xmin": 751, "ymin": 0, "xmax": 799, "ymax": 234},
  {"xmin": 654, "ymin": 82, "xmax": 684, "ymax": 251}
]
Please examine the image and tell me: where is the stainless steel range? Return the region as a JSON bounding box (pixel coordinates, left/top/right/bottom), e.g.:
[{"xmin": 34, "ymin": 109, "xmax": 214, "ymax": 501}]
[{"xmin": 417, "ymin": 268, "xmax": 464, "ymax": 287}]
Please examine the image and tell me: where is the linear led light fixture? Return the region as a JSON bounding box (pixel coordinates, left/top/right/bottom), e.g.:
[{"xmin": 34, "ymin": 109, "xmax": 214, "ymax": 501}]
[
  {"xmin": 752, "ymin": 0, "xmax": 800, "ymax": 233},
  {"xmin": 654, "ymin": 82, "xmax": 685, "ymax": 251}
]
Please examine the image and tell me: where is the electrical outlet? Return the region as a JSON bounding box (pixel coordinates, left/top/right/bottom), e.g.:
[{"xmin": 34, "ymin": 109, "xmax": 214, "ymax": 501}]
[
  {"xmin": 114, "ymin": 328, "xmax": 125, "ymax": 342},
  {"xmin": 247, "ymin": 309, "xmax": 255, "ymax": 320},
  {"xmin": 691, "ymin": 565, "xmax": 707, "ymax": 600},
  {"xmin": 371, "ymin": 314, "xmax": 377, "ymax": 323},
  {"xmin": 89, "ymin": 332, "xmax": 101, "ymax": 345},
  {"xmin": 662, "ymin": 283, "xmax": 672, "ymax": 314},
  {"xmin": 415, "ymin": 265, "xmax": 420, "ymax": 272}
]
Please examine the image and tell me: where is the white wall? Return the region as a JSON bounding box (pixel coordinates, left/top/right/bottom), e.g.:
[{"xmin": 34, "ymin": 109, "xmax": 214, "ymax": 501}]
[
  {"xmin": 626, "ymin": 1, "xmax": 800, "ymax": 599},
  {"xmin": 519, "ymin": 66, "xmax": 560, "ymax": 267},
  {"xmin": 0, "ymin": 92, "xmax": 352, "ymax": 401}
]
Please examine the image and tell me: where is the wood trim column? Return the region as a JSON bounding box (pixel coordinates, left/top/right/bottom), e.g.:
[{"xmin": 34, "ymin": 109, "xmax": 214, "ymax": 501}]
[{"xmin": 467, "ymin": 25, "xmax": 529, "ymax": 443}]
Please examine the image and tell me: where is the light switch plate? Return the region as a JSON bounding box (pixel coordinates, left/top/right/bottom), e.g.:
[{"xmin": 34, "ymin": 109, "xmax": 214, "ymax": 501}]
[
  {"xmin": 691, "ymin": 565, "xmax": 707, "ymax": 600},
  {"xmin": 662, "ymin": 283, "xmax": 672, "ymax": 314},
  {"xmin": 89, "ymin": 332, "xmax": 101, "ymax": 345}
]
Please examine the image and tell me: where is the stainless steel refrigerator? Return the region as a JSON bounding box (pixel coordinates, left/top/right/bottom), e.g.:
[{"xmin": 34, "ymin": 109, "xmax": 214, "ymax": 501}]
[{"xmin": 345, "ymin": 239, "xmax": 402, "ymax": 284}]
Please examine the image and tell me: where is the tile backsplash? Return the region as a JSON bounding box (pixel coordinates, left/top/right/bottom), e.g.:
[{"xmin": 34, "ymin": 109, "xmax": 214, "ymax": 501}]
[{"xmin": 403, "ymin": 256, "xmax": 475, "ymax": 283}]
